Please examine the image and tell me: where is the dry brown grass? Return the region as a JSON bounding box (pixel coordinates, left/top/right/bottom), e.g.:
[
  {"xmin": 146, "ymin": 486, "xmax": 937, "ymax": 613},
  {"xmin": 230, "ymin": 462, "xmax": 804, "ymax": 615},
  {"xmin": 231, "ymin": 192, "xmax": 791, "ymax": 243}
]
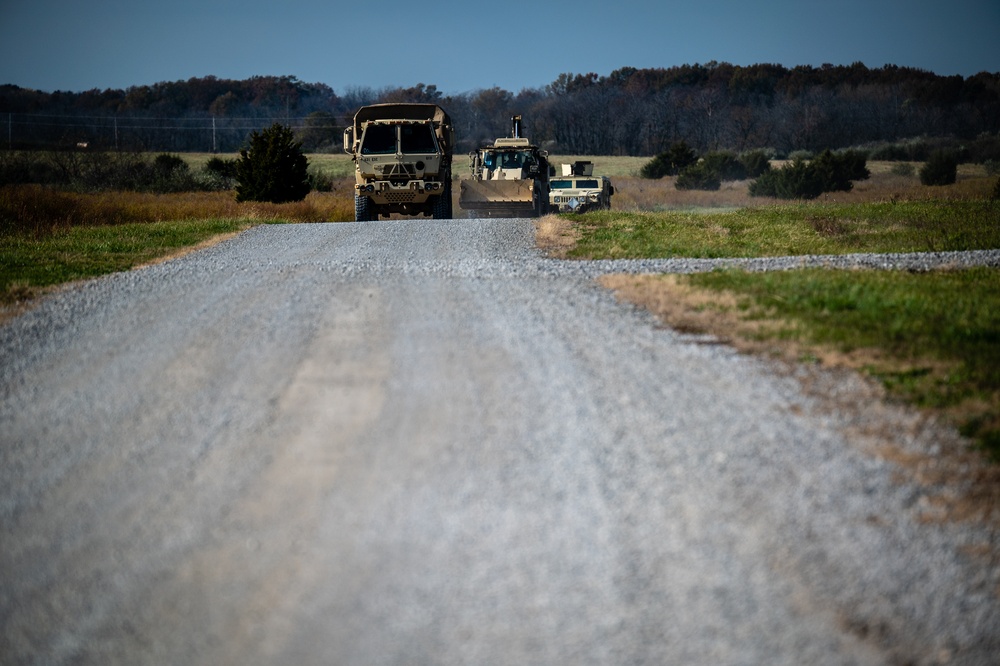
[
  {"xmin": 1, "ymin": 180, "xmax": 357, "ymax": 236},
  {"xmin": 604, "ymin": 161, "xmax": 996, "ymax": 212},
  {"xmin": 534, "ymin": 214, "xmax": 580, "ymax": 257}
]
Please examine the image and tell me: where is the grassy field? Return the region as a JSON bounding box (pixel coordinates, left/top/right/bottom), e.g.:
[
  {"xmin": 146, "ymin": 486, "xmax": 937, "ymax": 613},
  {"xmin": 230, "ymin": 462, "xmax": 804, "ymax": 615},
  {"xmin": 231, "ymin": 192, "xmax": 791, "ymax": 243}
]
[
  {"xmin": 536, "ymin": 161, "xmax": 1000, "ymax": 461},
  {"xmin": 0, "ymin": 181, "xmax": 356, "ymax": 307},
  {"xmin": 180, "ymin": 152, "xmax": 359, "ymax": 180},
  {"xmin": 1, "ymin": 218, "xmax": 254, "ymax": 303},
  {"xmin": 563, "ymin": 200, "xmax": 1000, "ymax": 258}
]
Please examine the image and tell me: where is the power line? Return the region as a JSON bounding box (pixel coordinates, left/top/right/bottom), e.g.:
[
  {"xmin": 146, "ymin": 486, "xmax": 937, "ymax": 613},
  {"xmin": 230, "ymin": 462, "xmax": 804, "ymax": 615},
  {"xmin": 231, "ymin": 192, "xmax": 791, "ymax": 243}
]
[{"xmin": 2, "ymin": 113, "xmax": 347, "ymax": 151}]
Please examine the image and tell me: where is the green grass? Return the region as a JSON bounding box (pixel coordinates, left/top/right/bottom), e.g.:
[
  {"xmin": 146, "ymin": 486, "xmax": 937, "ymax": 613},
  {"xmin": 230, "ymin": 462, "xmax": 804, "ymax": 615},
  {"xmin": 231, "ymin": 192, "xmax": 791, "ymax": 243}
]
[
  {"xmin": 562, "ymin": 195, "xmax": 1000, "ymax": 457},
  {"xmin": 548, "ymin": 155, "xmax": 654, "ymax": 178},
  {"xmin": 566, "ymin": 200, "xmax": 1000, "ymax": 259},
  {"xmin": 683, "ymin": 267, "xmax": 1000, "ymax": 458},
  {"xmin": 181, "ymin": 152, "xmax": 358, "ymax": 179},
  {"xmin": 1, "ymin": 219, "xmax": 254, "ymax": 301}
]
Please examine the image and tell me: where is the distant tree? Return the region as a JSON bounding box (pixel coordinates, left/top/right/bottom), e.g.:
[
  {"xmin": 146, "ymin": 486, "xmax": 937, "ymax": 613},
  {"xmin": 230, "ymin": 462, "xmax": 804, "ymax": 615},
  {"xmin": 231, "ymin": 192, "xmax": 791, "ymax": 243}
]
[
  {"xmin": 6, "ymin": 66, "xmax": 1000, "ymax": 156},
  {"xmin": 202, "ymin": 156, "xmax": 238, "ymax": 190},
  {"xmin": 919, "ymin": 150, "xmax": 958, "ymax": 186},
  {"xmin": 748, "ymin": 150, "xmax": 869, "ymax": 199},
  {"xmin": 675, "ymin": 162, "xmax": 721, "ymax": 190},
  {"xmin": 208, "ymin": 91, "xmax": 242, "ymax": 117},
  {"xmin": 701, "ymin": 151, "xmax": 747, "ymax": 181},
  {"xmin": 297, "ymin": 111, "xmax": 340, "ymax": 152},
  {"xmin": 738, "ymin": 150, "xmax": 772, "ymax": 178},
  {"xmin": 150, "ymin": 153, "xmax": 196, "ymax": 192},
  {"xmin": 379, "ymin": 83, "xmax": 443, "ymax": 104},
  {"xmin": 235, "ymin": 123, "xmax": 310, "ymax": 203},
  {"xmin": 748, "ymin": 158, "xmax": 825, "ymax": 199},
  {"xmin": 811, "ymin": 149, "xmax": 870, "ymax": 192},
  {"xmin": 640, "ymin": 141, "xmax": 698, "ymax": 178},
  {"xmin": 469, "ymin": 87, "xmax": 515, "ymax": 143}
]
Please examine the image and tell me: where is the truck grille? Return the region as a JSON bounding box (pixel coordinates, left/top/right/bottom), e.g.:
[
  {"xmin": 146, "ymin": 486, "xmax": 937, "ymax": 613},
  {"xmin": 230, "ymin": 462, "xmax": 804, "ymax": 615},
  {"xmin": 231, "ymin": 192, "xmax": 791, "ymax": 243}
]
[{"xmin": 384, "ymin": 191, "xmax": 417, "ymax": 203}]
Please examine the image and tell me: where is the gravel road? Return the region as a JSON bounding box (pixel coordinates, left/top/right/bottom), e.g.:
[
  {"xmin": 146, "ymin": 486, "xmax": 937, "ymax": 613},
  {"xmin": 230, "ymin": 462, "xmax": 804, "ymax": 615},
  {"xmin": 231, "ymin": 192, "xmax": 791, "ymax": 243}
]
[{"xmin": 1, "ymin": 220, "xmax": 998, "ymax": 665}]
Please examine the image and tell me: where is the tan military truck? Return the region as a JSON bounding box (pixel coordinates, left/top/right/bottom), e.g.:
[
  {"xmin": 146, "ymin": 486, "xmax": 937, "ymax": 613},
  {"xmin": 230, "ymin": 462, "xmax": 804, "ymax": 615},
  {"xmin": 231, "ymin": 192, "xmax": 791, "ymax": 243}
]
[
  {"xmin": 459, "ymin": 115, "xmax": 550, "ymax": 218},
  {"xmin": 548, "ymin": 161, "xmax": 615, "ymax": 213},
  {"xmin": 344, "ymin": 103, "xmax": 454, "ymax": 221}
]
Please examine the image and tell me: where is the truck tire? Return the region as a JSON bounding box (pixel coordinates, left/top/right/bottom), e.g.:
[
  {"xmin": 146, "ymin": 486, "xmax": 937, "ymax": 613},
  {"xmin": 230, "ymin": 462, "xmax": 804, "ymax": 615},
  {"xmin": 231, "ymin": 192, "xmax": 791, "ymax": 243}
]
[
  {"xmin": 533, "ymin": 185, "xmax": 548, "ymax": 217},
  {"xmin": 432, "ymin": 183, "xmax": 451, "ymax": 219},
  {"xmin": 355, "ymin": 195, "xmax": 372, "ymax": 222}
]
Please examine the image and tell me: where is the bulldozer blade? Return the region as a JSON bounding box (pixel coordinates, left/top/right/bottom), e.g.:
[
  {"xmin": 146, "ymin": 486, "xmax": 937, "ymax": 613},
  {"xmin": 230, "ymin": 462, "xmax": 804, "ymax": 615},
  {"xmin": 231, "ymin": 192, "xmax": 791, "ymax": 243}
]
[{"xmin": 459, "ymin": 180, "xmax": 537, "ymax": 217}]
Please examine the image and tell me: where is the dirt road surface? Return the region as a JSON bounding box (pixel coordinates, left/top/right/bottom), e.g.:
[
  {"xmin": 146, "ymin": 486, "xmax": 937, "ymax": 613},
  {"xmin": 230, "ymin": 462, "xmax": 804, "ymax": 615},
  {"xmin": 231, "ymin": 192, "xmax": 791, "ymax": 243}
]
[{"xmin": 2, "ymin": 220, "xmax": 998, "ymax": 665}]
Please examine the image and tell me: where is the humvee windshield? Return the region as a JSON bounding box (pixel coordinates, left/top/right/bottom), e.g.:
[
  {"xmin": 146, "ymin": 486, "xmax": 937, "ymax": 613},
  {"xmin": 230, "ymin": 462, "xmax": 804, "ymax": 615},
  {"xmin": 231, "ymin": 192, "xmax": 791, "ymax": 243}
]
[
  {"xmin": 400, "ymin": 124, "xmax": 437, "ymax": 153},
  {"xmin": 551, "ymin": 179, "xmax": 600, "ymax": 189},
  {"xmin": 360, "ymin": 124, "xmax": 396, "ymax": 155}
]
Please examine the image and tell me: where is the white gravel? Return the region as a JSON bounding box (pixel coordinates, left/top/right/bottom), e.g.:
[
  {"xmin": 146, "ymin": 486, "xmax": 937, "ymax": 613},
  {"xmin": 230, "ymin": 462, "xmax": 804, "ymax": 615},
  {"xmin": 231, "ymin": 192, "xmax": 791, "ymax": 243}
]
[{"xmin": 1, "ymin": 220, "xmax": 998, "ymax": 665}]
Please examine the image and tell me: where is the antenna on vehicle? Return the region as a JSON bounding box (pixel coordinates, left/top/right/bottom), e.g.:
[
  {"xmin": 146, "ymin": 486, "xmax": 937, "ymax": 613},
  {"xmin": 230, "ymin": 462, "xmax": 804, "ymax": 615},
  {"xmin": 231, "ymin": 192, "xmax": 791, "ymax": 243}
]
[{"xmin": 511, "ymin": 114, "xmax": 522, "ymax": 139}]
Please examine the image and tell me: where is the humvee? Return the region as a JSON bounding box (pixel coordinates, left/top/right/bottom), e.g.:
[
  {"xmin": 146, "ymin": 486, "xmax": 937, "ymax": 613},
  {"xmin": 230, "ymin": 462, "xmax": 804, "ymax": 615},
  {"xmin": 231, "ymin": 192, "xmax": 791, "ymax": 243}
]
[{"xmin": 548, "ymin": 161, "xmax": 614, "ymax": 213}]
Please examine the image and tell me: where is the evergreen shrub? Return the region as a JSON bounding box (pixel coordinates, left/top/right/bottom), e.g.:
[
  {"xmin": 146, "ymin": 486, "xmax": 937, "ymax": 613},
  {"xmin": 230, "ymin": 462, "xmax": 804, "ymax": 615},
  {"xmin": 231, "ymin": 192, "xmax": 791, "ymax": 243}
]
[
  {"xmin": 919, "ymin": 150, "xmax": 958, "ymax": 186},
  {"xmin": 738, "ymin": 150, "xmax": 772, "ymax": 178},
  {"xmin": 811, "ymin": 150, "xmax": 870, "ymax": 192},
  {"xmin": 639, "ymin": 141, "xmax": 697, "ymax": 179},
  {"xmin": 235, "ymin": 123, "xmax": 311, "ymax": 203},
  {"xmin": 202, "ymin": 157, "xmax": 238, "ymax": 190},
  {"xmin": 749, "ymin": 151, "xmax": 870, "ymax": 199},
  {"xmin": 748, "ymin": 159, "xmax": 825, "ymax": 199},
  {"xmin": 675, "ymin": 162, "xmax": 721, "ymax": 190},
  {"xmin": 701, "ymin": 151, "xmax": 747, "ymax": 181},
  {"xmin": 150, "ymin": 154, "xmax": 197, "ymax": 192}
]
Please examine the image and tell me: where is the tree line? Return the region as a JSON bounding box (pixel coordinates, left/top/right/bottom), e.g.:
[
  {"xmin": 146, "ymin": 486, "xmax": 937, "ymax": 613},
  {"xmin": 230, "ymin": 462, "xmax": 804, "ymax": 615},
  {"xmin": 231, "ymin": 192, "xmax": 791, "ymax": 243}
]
[{"xmin": 2, "ymin": 63, "xmax": 999, "ymax": 158}]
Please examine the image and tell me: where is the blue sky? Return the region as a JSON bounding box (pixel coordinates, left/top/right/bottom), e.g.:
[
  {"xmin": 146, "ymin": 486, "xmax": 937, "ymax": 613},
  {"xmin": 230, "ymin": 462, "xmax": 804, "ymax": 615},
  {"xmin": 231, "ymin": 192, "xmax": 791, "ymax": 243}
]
[{"xmin": 1, "ymin": 0, "xmax": 998, "ymax": 94}]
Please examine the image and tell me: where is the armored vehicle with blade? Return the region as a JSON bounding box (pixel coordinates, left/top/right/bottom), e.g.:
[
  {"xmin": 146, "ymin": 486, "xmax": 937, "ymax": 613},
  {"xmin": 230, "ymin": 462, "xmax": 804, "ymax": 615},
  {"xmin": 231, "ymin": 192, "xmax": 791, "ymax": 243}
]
[{"xmin": 459, "ymin": 115, "xmax": 550, "ymax": 218}]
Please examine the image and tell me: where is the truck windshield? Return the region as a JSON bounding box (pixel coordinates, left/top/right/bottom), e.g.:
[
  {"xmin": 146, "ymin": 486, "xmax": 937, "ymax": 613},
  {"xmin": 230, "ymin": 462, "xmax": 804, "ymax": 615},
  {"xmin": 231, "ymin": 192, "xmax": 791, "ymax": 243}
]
[
  {"xmin": 501, "ymin": 152, "xmax": 524, "ymax": 169},
  {"xmin": 550, "ymin": 180, "xmax": 573, "ymax": 189},
  {"xmin": 400, "ymin": 124, "xmax": 437, "ymax": 153},
  {"xmin": 360, "ymin": 125, "xmax": 397, "ymax": 155}
]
